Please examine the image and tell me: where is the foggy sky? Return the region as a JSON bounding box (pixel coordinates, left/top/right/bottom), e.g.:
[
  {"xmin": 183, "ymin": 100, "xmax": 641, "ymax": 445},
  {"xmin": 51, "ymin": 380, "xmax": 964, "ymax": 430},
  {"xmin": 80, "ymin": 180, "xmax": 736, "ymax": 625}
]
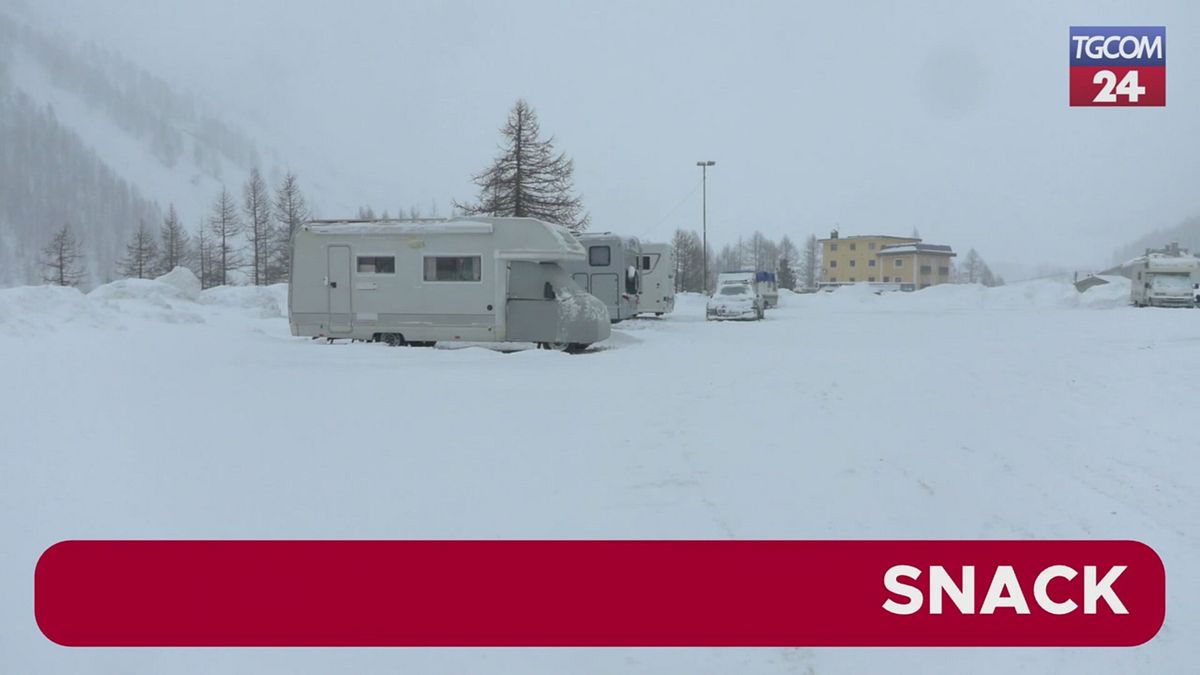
[{"xmin": 30, "ymin": 0, "xmax": 1200, "ymax": 273}]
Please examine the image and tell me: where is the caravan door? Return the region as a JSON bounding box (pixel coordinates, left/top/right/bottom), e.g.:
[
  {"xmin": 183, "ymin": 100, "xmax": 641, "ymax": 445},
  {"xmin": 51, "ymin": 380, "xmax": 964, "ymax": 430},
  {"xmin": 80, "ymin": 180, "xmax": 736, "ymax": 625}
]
[
  {"xmin": 591, "ymin": 273, "xmax": 620, "ymax": 321},
  {"xmin": 572, "ymin": 273, "xmax": 590, "ymax": 292},
  {"xmin": 327, "ymin": 245, "xmax": 352, "ymax": 334}
]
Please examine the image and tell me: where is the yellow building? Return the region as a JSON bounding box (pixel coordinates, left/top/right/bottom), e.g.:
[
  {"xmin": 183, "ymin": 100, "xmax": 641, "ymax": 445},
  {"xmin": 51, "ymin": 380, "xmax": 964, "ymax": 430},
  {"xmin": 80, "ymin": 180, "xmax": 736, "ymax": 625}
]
[{"xmin": 818, "ymin": 231, "xmax": 955, "ymax": 289}]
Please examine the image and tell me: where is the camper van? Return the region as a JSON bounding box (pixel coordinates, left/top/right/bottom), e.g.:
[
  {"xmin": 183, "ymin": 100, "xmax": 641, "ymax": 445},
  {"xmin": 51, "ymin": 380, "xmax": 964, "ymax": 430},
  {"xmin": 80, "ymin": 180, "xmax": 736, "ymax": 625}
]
[
  {"xmin": 1129, "ymin": 248, "xmax": 1200, "ymax": 308},
  {"xmin": 288, "ymin": 217, "xmax": 611, "ymax": 350},
  {"xmin": 636, "ymin": 243, "xmax": 675, "ymax": 316},
  {"xmin": 717, "ymin": 270, "xmax": 779, "ymax": 308},
  {"xmin": 562, "ymin": 233, "xmax": 642, "ymax": 322}
]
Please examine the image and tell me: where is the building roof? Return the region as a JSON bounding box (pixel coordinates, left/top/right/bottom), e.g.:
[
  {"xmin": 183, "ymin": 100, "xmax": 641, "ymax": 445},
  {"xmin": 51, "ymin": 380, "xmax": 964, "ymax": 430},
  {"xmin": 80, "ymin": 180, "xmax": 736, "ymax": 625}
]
[
  {"xmin": 876, "ymin": 243, "xmax": 956, "ymax": 257},
  {"xmin": 818, "ymin": 234, "xmax": 920, "ymax": 243}
]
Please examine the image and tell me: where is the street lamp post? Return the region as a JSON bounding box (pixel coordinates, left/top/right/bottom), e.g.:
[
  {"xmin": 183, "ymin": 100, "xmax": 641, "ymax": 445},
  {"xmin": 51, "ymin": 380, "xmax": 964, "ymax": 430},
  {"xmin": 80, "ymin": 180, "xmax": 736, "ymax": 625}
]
[{"xmin": 696, "ymin": 160, "xmax": 715, "ymax": 293}]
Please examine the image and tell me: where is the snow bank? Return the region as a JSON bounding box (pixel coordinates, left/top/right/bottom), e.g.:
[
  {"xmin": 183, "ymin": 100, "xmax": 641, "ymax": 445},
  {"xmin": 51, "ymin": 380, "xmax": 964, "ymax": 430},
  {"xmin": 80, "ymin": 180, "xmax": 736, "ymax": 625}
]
[
  {"xmin": 198, "ymin": 283, "xmax": 289, "ymax": 318},
  {"xmin": 814, "ymin": 279, "xmax": 1131, "ymax": 311},
  {"xmin": 0, "ymin": 284, "xmax": 120, "ymax": 335},
  {"xmin": 0, "ymin": 272, "xmax": 288, "ymax": 336}
]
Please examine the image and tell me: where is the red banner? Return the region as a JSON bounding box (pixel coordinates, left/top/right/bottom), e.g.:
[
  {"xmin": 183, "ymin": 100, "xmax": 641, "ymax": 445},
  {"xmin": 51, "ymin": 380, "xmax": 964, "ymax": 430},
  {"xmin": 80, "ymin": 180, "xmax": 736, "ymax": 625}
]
[{"xmin": 35, "ymin": 540, "xmax": 1164, "ymax": 647}]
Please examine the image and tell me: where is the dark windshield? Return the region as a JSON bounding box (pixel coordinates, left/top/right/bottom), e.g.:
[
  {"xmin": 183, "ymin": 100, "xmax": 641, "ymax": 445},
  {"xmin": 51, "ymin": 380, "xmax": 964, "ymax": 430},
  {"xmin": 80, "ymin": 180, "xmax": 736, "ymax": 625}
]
[{"xmin": 719, "ymin": 285, "xmax": 749, "ymax": 296}]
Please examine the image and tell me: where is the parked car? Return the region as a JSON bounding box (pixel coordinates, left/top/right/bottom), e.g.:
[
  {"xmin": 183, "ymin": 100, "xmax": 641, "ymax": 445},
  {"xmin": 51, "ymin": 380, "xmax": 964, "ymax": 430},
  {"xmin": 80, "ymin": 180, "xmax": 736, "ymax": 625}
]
[{"xmin": 706, "ymin": 283, "xmax": 764, "ymax": 321}]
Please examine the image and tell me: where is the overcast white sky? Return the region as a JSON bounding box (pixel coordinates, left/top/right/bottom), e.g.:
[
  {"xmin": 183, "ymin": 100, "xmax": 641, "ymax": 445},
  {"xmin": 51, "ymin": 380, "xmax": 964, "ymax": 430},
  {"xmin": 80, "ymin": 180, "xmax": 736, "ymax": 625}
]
[{"xmin": 29, "ymin": 0, "xmax": 1200, "ymax": 272}]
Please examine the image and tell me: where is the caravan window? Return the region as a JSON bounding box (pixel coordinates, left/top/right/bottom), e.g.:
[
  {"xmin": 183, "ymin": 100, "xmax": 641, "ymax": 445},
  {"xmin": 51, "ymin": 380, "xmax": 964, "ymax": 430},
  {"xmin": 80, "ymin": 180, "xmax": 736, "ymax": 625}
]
[
  {"xmin": 357, "ymin": 256, "xmax": 395, "ymax": 274},
  {"xmin": 589, "ymin": 246, "xmax": 611, "ymax": 266},
  {"xmin": 423, "ymin": 256, "xmax": 481, "ymax": 282}
]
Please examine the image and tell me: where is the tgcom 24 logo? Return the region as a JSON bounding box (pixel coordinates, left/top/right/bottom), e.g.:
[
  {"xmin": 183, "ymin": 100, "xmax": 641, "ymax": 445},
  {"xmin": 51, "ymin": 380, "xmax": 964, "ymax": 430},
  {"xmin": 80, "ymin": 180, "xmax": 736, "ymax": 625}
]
[{"xmin": 1069, "ymin": 26, "xmax": 1166, "ymax": 106}]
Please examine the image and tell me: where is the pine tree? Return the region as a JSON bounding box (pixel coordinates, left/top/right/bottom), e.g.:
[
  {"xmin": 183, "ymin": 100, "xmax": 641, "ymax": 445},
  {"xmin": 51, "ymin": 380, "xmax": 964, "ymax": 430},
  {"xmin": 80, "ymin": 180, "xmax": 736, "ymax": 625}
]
[
  {"xmin": 455, "ymin": 99, "xmax": 589, "ymax": 232},
  {"xmin": 777, "ymin": 235, "xmax": 799, "ymax": 290},
  {"xmin": 117, "ymin": 220, "xmax": 160, "ymax": 279},
  {"xmin": 243, "ymin": 168, "xmax": 273, "ymax": 285},
  {"xmin": 671, "ymin": 229, "xmax": 706, "ymax": 293},
  {"xmin": 157, "ymin": 204, "xmax": 191, "ymax": 275},
  {"xmin": 272, "ymin": 171, "xmax": 311, "ymax": 283},
  {"xmin": 801, "ymin": 234, "xmax": 819, "ymax": 290},
  {"xmin": 208, "ymin": 186, "xmax": 243, "ymax": 286},
  {"xmin": 41, "ymin": 224, "xmax": 86, "ymax": 287}
]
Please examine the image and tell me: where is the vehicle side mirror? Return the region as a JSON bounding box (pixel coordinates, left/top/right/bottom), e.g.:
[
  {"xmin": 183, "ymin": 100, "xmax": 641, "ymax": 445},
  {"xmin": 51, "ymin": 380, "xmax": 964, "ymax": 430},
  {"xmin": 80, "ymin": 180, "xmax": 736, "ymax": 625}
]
[{"xmin": 544, "ymin": 282, "xmax": 555, "ymax": 300}]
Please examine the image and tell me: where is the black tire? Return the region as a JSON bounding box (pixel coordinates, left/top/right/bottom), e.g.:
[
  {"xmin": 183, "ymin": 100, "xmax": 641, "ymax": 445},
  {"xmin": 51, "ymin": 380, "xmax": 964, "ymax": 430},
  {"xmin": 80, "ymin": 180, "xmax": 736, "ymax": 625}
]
[{"xmin": 381, "ymin": 333, "xmax": 404, "ymax": 347}]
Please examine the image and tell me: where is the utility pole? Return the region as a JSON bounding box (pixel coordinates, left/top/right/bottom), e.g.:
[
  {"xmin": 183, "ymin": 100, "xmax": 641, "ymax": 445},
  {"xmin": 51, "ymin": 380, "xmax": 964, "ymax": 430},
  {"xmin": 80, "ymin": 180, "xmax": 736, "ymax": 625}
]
[{"xmin": 696, "ymin": 160, "xmax": 715, "ymax": 293}]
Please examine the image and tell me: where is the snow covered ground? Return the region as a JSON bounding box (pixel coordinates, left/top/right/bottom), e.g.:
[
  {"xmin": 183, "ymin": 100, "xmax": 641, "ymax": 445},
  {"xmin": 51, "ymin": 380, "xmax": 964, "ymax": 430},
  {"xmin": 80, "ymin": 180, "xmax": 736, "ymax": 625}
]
[{"xmin": 2, "ymin": 275, "xmax": 1198, "ymax": 674}]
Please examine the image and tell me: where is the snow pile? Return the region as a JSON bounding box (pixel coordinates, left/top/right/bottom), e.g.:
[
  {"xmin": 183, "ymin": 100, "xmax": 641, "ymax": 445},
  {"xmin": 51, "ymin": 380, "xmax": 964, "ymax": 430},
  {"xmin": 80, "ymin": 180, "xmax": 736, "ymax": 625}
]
[
  {"xmin": 198, "ymin": 284, "xmax": 289, "ymax": 318},
  {"xmin": 0, "ymin": 285, "xmax": 121, "ymax": 335},
  {"xmin": 1078, "ymin": 276, "xmax": 1132, "ymax": 309},
  {"xmin": 155, "ymin": 266, "xmax": 203, "ymax": 300}
]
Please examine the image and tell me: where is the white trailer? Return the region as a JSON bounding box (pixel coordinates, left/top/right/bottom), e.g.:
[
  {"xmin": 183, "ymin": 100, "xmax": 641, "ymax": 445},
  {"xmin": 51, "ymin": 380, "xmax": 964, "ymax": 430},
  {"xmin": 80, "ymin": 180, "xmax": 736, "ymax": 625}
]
[
  {"xmin": 1129, "ymin": 250, "xmax": 1199, "ymax": 308},
  {"xmin": 636, "ymin": 243, "xmax": 675, "ymax": 316},
  {"xmin": 561, "ymin": 233, "xmax": 642, "ymax": 322},
  {"xmin": 288, "ymin": 217, "xmax": 611, "ymax": 350}
]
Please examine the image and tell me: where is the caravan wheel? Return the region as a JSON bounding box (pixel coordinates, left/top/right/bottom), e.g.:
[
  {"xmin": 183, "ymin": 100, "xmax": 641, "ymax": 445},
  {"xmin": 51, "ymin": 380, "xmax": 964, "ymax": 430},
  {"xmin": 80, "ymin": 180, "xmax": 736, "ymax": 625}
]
[{"xmin": 376, "ymin": 333, "xmax": 405, "ymax": 347}]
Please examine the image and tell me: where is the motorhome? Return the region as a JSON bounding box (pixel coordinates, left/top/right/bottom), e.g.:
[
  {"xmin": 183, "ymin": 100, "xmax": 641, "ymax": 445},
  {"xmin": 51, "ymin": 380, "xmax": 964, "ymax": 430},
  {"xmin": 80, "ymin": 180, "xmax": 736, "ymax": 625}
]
[
  {"xmin": 636, "ymin": 243, "xmax": 675, "ymax": 316},
  {"xmin": 1129, "ymin": 245, "xmax": 1200, "ymax": 308},
  {"xmin": 562, "ymin": 233, "xmax": 642, "ymax": 322},
  {"xmin": 717, "ymin": 270, "xmax": 779, "ymax": 308},
  {"xmin": 288, "ymin": 217, "xmax": 611, "ymax": 350}
]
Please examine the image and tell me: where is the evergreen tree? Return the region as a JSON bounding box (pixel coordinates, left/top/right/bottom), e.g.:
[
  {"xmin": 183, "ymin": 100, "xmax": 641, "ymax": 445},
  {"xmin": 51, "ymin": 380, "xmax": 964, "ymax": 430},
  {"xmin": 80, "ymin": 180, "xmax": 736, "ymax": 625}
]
[
  {"xmin": 455, "ymin": 99, "xmax": 589, "ymax": 232},
  {"xmin": 208, "ymin": 186, "xmax": 243, "ymax": 286},
  {"xmin": 243, "ymin": 168, "xmax": 273, "ymax": 285},
  {"xmin": 801, "ymin": 234, "xmax": 819, "ymax": 290},
  {"xmin": 157, "ymin": 203, "xmax": 191, "ymax": 275},
  {"xmin": 777, "ymin": 235, "xmax": 799, "ymax": 290},
  {"xmin": 117, "ymin": 219, "xmax": 160, "ymax": 279},
  {"xmin": 41, "ymin": 223, "xmax": 86, "ymax": 287}
]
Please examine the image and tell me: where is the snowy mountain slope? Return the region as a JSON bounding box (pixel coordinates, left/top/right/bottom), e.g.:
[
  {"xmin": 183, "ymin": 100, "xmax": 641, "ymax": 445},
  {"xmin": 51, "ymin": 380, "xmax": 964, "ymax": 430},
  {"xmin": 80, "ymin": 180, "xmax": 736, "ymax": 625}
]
[
  {"xmin": 1, "ymin": 278, "xmax": 1196, "ymax": 673},
  {"xmin": 0, "ymin": 5, "xmax": 388, "ymax": 286}
]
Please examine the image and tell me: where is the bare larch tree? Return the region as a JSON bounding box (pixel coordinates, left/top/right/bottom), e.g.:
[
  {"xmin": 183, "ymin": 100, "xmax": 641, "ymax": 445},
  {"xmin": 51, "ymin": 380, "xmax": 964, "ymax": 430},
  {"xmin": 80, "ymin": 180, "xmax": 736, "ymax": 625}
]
[
  {"xmin": 41, "ymin": 223, "xmax": 86, "ymax": 287},
  {"xmin": 208, "ymin": 186, "xmax": 243, "ymax": 286},
  {"xmin": 272, "ymin": 171, "xmax": 311, "ymax": 283},
  {"xmin": 157, "ymin": 204, "xmax": 191, "ymax": 276},
  {"xmin": 456, "ymin": 99, "xmax": 589, "ymax": 233},
  {"xmin": 243, "ymin": 168, "xmax": 273, "ymax": 285},
  {"xmin": 117, "ymin": 219, "xmax": 160, "ymax": 279}
]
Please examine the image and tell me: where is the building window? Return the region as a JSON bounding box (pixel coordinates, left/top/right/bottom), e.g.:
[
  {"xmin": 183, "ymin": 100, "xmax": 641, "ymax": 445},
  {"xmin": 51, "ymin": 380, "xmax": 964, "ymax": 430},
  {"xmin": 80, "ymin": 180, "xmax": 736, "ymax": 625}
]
[
  {"xmin": 939, "ymin": 266, "xmax": 949, "ymax": 276},
  {"xmin": 868, "ymin": 259, "xmax": 876, "ymax": 267},
  {"xmin": 920, "ymin": 265, "xmax": 932, "ymax": 275},
  {"xmin": 869, "ymin": 242, "xmax": 876, "ymax": 250},
  {"xmin": 423, "ymin": 256, "xmax": 481, "ymax": 282},
  {"xmin": 868, "ymin": 276, "xmax": 876, "ymax": 282},
  {"xmin": 830, "ymin": 277, "xmax": 837, "ymax": 283},
  {"xmin": 831, "ymin": 243, "xmax": 839, "ymax": 252},
  {"xmin": 849, "ymin": 259, "xmax": 856, "ymax": 268},
  {"xmin": 849, "ymin": 277, "xmax": 856, "ymax": 282},
  {"xmin": 589, "ymin": 246, "xmax": 611, "ymax": 266},
  {"xmin": 829, "ymin": 260, "xmax": 838, "ymax": 268},
  {"xmin": 357, "ymin": 256, "xmax": 395, "ymax": 274},
  {"xmin": 895, "ymin": 258, "xmax": 904, "ymax": 267},
  {"xmin": 850, "ymin": 243, "xmax": 857, "ymax": 251},
  {"xmin": 883, "ymin": 276, "xmax": 890, "ymax": 282}
]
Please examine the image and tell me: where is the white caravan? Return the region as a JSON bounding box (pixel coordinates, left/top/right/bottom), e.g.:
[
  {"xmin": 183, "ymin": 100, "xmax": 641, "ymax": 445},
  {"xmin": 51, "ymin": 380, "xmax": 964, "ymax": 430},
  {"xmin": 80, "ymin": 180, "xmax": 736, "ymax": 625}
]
[
  {"xmin": 1130, "ymin": 250, "xmax": 1200, "ymax": 308},
  {"xmin": 562, "ymin": 233, "xmax": 642, "ymax": 322},
  {"xmin": 288, "ymin": 217, "xmax": 611, "ymax": 350},
  {"xmin": 636, "ymin": 243, "xmax": 676, "ymax": 316}
]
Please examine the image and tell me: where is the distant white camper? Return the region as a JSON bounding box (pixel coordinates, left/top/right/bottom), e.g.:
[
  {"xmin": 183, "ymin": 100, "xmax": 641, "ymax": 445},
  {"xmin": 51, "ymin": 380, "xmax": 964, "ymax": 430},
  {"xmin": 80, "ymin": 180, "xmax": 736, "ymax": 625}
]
[
  {"xmin": 717, "ymin": 270, "xmax": 779, "ymax": 308},
  {"xmin": 288, "ymin": 217, "xmax": 611, "ymax": 351},
  {"xmin": 1129, "ymin": 247, "xmax": 1199, "ymax": 308},
  {"xmin": 562, "ymin": 233, "xmax": 642, "ymax": 322},
  {"xmin": 636, "ymin": 243, "xmax": 675, "ymax": 316}
]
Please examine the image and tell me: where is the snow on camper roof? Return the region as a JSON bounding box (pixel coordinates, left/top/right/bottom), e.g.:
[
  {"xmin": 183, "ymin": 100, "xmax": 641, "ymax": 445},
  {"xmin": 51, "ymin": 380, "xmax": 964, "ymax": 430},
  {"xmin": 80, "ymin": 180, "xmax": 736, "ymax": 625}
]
[{"xmin": 303, "ymin": 217, "xmax": 585, "ymax": 261}]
